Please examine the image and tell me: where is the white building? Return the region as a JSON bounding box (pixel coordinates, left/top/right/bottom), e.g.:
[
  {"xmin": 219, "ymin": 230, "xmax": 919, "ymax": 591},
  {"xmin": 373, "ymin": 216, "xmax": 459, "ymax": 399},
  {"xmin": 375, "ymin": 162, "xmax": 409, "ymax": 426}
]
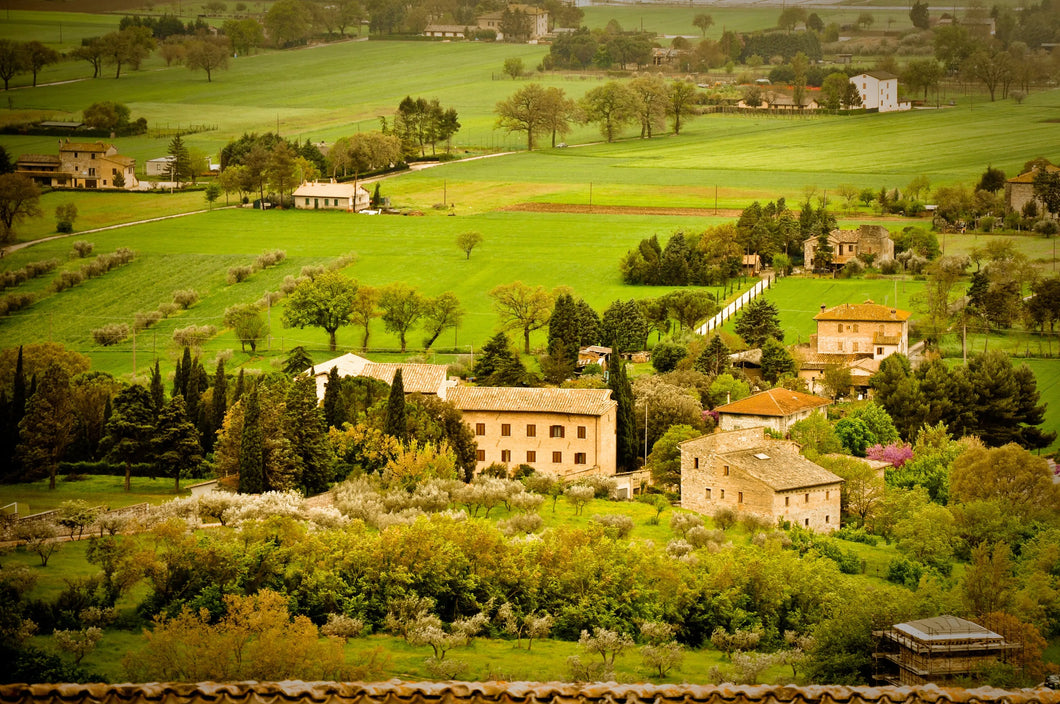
[
  {"xmin": 850, "ymin": 71, "xmax": 910, "ymax": 113},
  {"xmin": 292, "ymin": 180, "xmax": 370, "ymax": 211}
]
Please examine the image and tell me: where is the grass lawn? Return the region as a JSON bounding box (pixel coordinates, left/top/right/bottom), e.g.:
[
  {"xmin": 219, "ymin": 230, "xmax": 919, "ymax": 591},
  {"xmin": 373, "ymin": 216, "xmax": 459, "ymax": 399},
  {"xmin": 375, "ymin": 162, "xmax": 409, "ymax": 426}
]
[{"xmin": 0, "ymin": 474, "xmax": 187, "ymax": 516}]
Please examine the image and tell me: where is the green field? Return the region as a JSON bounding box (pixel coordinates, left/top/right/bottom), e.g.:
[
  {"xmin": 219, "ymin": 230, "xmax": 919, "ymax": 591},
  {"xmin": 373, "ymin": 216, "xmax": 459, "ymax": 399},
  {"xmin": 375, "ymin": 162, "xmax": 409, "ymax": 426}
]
[{"xmin": 0, "ymin": 474, "xmax": 187, "ymax": 516}]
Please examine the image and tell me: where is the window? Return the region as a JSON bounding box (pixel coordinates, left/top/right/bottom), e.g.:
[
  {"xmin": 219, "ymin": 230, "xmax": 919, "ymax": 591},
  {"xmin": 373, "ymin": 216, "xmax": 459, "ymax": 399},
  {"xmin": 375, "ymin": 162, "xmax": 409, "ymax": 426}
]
[
  {"xmin": 826, "ymin": 491, "xmax": 830, "ymax": 500},
  {"xmin": 475, "ymin": 423, "xmax": 485, "ymax": 436},
  {"xmin": 804, "ymin": 493, "xmax": 810, "ymax": 503},
  {"xmin": 720, "ymin": 489, "xmax": 725, "ymax": 499},
  {"xmin": 723, "ymin": 465, "xmax": 729, "ymax": 476},
  {"xmin": 825, "ymin": 515, "xmax": 830, "ymax": 524},
  {"xmin": 693, "ymin": 458, "xmax": 699, "ymax": 469},
  {"xmin": 501, "ymin": 424, "xmax": 511, "ymax": 437},
  {"xmin": 738, "ymin": 492, "xmax": 743, "ymax": 503},
  {"xmin": 705, "ymin": 488, "xmax": 712, "ymax": 500},
  {"xmin": 853, "ymin": 324, "xmax": 859, "ymax": 332},
  {"xmin": 838, "ymin": 323, "xmax": 843, "ymax": 333},
  {"xmin": 785, "ymin": 496, "xmax": 790, "ymax": 507},
  {"xmin": 526, "ymin": 424, "xmax": 536, "ymax": 437},
  {"xmin": 877, "ymin": 347, "xmax": 884, "ymax": 355},
  {"xmin": 837, "ymin": 340, "xmax": 844, "ymax": 351},
  {"xmin": 549, "ymin": 425, "xmax": 565, "ymax": 438},
  {"xmin": 805, "ymin": 518, "xmax": 809, "ymax": 526},
  {"xmin": 526, "ymin": 450, "xmax": 536, "ymax": 463},
  {"xmin": 853, "ymin": 342, "xmax": 859, "ymax": 352},
  {"xmin": 577, "ymin": 426, "xmax": 586, "ymax": 439},
  {"xmin": 476, "ymin": 450, "xmax": 485, "ymax": 462},
  {"xmin": 574, "ymin": 453, "xmax": 586, "ymax": 464},
  {"xmin": 501, "ymin": 450, "xmax": 511, "ymax": 463},
  {"xmin": 552, "ymin": 451, "xmax": 562, "ymax": 463},
  {"xmin": 306, "ymin": 198, "xmax": 311, "ymax": 206}
]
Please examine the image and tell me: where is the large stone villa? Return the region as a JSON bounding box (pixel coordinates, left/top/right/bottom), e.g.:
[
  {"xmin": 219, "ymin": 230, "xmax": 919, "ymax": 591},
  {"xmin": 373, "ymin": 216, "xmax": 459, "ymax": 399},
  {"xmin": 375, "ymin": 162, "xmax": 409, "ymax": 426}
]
[{"xmin": 15, "ymin": 139, "xmax": 139, "ymax": 190}]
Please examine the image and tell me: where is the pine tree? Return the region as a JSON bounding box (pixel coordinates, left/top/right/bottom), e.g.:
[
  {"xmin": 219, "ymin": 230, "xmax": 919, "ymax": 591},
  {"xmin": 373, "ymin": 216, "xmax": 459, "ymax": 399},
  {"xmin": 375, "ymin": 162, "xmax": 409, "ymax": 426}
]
[
  {"xmin": 694, "ymin": 335, "xmax": 730, "ymax": 376},
  {"xmin": 547, "ymin": 294, "xmax": 579, "ymax": 367},
  {"xmin": 385, "ymin": 369, "xmax": 407, "ymax": 442},
  {"xmin": 167, "ymin": 134, "xmax": 192, "ymax": 184},
  {"xmin": 149, "ymin": 361, "xmax": 164, "ymax": 413},
  {"xmin": 322, "ymin": 366, "xmax": 345, "ymax": 429},
  {"xmin": 173, "ymin": 347, "xmax": 192, "ymax": 398},
  {"xmin": 283, "ymin": 346, "xmax": 314, "ymax": 376},
  {"xmin": 574, "ymin": 299, "xmax": 602, "ymax": 347},
  {"xmin": 609, "ymin": 351, "xmax": 638, "ymax": 472},
  {"xmin": 733, "ymin": 298, "xmax": 784, "ymax": 348},
  {"xmin": 152, "ymin": 396, "xmax": 203, "ymax": 492},
  {"xmin": 103, "ymin": 384, "xmax": 156, "ymax": 492},
  {"xmin": 760, "ymin": 338, "xmax": 796, "ymax": 383},
  {"xmin": 238, "ymin": 386, "xmax": 265, "ymax": 494},
  {"xmin": 285, "ymin": 375, "xmax": 333, "ymax": 495},
  {"xmin": 17, "ymin": 363, "xmax": 74, "ymax": 489}
]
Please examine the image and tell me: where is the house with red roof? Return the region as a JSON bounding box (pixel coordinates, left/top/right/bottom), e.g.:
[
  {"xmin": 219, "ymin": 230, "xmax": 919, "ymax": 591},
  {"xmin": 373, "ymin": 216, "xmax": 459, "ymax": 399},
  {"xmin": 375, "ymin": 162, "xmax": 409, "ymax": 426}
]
[{"xmin": 714, "ymin": 388, "xmax": 831, "ymax": 435}]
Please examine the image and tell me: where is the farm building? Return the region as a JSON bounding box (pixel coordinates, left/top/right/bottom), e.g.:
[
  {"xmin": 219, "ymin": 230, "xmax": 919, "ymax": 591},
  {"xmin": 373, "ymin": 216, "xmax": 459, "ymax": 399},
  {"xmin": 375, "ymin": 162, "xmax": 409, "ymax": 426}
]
[
  {"xmin": 306, "ymin": 353, "xmax": 453, "ymax": 400},
  {"xmin": 680, "ymin": 427, "xmax": 843, "ymax": 533},
  {"xmin": 475, "ymin": 4, "xmax": 549, "ymax": 40},
  {"xmin": 293, "ymin": 180, "xmax": 370, "ymax": 211},
  {"xmin": 713, "ymin": 388, "xmax": 830, "ymax": 435},
  {"xmin": 16, "ymin": 139, "xmax": 138, "ymax": 189},
  {"xmin": 423, "ymin": 24, "xmax": 468, "ymax": 38},
  {"xmin": 873, "ymin": 616, "xmax": 1016, "ymax": 686},
  {"xmin": 850, "ymin": 71, "xmax": 910, "ymax": 112},
  {"xmin": 1006, "ymin": 164, "xmax": 1059, "ymax": 215},
  {"xmin": 804, "ymin": 224, "xmax": 894, "ymax": 270},
  {"xmin": 145, "ymin": 156, "xmax": 176, "ymax": 177},
  {"xmin": 445, "ymin": 386, "xmax": 617, "ymax": 478},
  {"xmin": 578, "ymin": 345, "xmax": 612, "ymax": 371}
]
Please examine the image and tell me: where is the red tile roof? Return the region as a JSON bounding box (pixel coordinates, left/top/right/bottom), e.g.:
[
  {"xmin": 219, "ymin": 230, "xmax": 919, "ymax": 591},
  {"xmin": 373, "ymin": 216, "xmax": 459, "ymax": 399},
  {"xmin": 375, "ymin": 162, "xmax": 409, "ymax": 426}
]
[
  {"xmin": 1, "ymin": 681, "xmax": 1056, "ymax": 704},
  {"xmin": 1008, "ymin": 165, "xmax": 1059, "ymax": 184},
  {"xmin": 715, "ymin": 388, "xmax": 830, "ymax": 417},
  {"xmin": 814, "ymin": 303, "xmax": 912, "ymax": 323},
  {"xmin": 446, "ymin": 386, "xmax": 615, "ymax": 416}
]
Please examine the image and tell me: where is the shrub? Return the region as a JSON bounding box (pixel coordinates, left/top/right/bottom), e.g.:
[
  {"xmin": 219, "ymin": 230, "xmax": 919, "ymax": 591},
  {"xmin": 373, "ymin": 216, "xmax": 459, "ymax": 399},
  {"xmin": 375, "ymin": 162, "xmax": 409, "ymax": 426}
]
[
  {"xmin": 52, "ymin": 269, "xmax": 86, "ymax": 292},
  {"xmin": 255, "ymin": 249, "xmax": 287, "ymax": 270},
  {"xmin": 1034, "ymin": 220, "xmax": 1060, "ymax": 237},
  {"xmin": 133, "ymin": 310, "xmax": 163, "ymax": 331},
  {"xmin": 92, "ymin": 323, "xmax": 130, "ymax": 346},
  {"xmin": 739, "ymin": 512, "xmax": 772, "ymax": 533},
  {"xmin": 329, "ymin": 251, "xmax": 357, "ymax": 270},
  {"xmin": 589, "ymin": 513, "xmax": 634, "ymax": 538},
  {"xmin": 0, "ymin": 292, "xmax": 35, "ymax": 316},
  {"xmin": 280, "ymin": 275, "xmax": 305, "ymax": 294},
  {"xmin": 834, "ymin": 526, "xmax": 880, "ymax": 546},
  {"xmin": 172, "ymin": 289, "xmax": 199, "ymax": 309},
  {"xmin": 72, "ymin": 241, "xmax": 94, "ymax": 258},
  {"xmin": 670, "ymin": 512, "xmax": 704, "ymax": 537},
  {"xmin": 258, "ymin": 291, "xmax": 283, "ymax": 308},
  {"xmin": 172, "ymin": 324, "xmax": 218, "ymax": 348},
  {"xmin": 227, "ymin": 265, "xmax": 253, "ymax": 284},
  {"xmin": 579, "ymin": 475, "xmax": 617, "ymax": 499},
  {"xmin": 300, "ymin": 264, "xmax": 326, "ymax": 279},
  {"xmin": 686, "ymin": 525, "xmax": 724, "ymax": 548},
  {"xmin": 156, "ymin": 302, "xmax": 179, "ymax": 318},
  {"xmin": 714, "ymin": 507, "xmax": 737, "ymax": 530},
  {"xmin": 666, "ymin": 538, "xmax": 694, "ymax": 558},
  {"xmin": 321, "ymin": 614, "xmax": 365, "ymax": 639},
  {"xmin": 837, "ymin": 259, "xmax": 864, "ymax": 279},
  {"xmin": 879, "ymin": 259, "xmax": 900, "ymax": 275},
  {"xmin": 652, "ymin": 341, "xmax": 688, "ymax": 373},
  {"xmin": 886, "ymin": 555, "xmax": 924, "ymax": 587},
  {"xmin": 499, "ymin": 512, "xmax": 543, "ymax": 536},
  {"xmin": 1, "ymin": 259, "xmax": 59, "ymax": 292}
]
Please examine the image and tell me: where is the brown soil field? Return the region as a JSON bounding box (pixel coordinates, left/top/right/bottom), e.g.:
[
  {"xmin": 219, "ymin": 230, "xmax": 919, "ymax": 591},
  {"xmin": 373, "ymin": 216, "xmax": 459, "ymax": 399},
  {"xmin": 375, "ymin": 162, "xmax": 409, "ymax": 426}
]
[{"xmin": 501, "ymin": 203, "xmax": 746, "ymax": 217}]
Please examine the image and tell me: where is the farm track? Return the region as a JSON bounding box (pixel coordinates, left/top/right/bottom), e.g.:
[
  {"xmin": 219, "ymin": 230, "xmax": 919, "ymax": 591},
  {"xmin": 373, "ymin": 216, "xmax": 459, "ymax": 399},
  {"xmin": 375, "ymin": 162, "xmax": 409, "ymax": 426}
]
[{"xmin": 501, "ymin": 203, "xmax": 748, "ymax": 217}]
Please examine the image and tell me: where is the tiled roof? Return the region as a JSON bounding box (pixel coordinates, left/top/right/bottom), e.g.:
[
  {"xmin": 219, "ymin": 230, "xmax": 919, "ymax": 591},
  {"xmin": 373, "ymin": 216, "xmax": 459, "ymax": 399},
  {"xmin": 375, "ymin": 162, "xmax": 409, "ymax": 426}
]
[
  {"xmin": 715, "ymin": 388, "xmax": 830, "ymax": 417},
  {"xmin": 792, "ymin": 344, "xmax": 865, "ymax": 370},
  {"xmin": 309, "ymin": 353, "xmax": 450, "ymax": 395},
  {"xmin": 2, "ymin": 682, "xmax": 1056, "ymax": 704},
  {"xmin": 815, "ymin": 303, "xmax": 912, "ymax": 323},
  {"xmin": 446, "ymin": 386, "xmax": 615, "ymax": 416},
  {"xmin": 16, "ymin": 154, "xmax": 60, "ymax": 164},
  {"xmin": 725, "ymin": 442, "xmax": 844, "ymax": 491},
  {"xmin": 292, "ymin": 181, "xmax": 367, "ymax": 198},
  {"xmin": 1008, "ymin": 165, "xmax": 1059, "ymax": 184},
  {"xmin": 425, "ymin": 24, "xmax": 469, "ymax": 31},
  {"xmin": 59, "ymin": 141, "xmax": 112, "ymax": 152}
]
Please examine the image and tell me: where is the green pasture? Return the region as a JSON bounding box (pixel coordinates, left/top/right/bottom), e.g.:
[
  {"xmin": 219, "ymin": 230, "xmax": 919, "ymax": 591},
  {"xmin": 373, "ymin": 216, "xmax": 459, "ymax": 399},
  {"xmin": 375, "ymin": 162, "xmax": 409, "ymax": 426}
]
[
  {"xmin": 0, "ymin": 11, "xmax": 123, "ymax": 51},
  {"xmin": 0, "ymin": 474, "xmax": 187, "ymax": 517}
]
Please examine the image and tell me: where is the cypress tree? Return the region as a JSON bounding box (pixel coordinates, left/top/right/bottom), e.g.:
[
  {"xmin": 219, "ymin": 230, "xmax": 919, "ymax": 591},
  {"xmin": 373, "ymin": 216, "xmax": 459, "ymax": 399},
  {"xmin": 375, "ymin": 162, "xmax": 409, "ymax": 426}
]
[
  {"xmin": 285, "ymin": 375, "xmax": 333, "ymax": 495},
  {"xmin": 211, "ymin": 359, "xmax": 228, "ymax": 441},
  {"xmin": 238, "ymin": 386, "xmax": 265, "ymax": 494},
  {"xmin": 233, "ymin": 368, "xmax": 245, "ymax": 403},
  {"xmin": 384, "ymin": 369, "xmax": 407, "ymax": 442},
  {"xmin": 149, "ymin": 361, "xmax": 164, "ymax": 413},
  {"xmin": 0, "ymin": 390, "xmax": 12, "ymax": 480},
  {"xmin": 322, "ymin": 366, "xmax": 345, "ymax": 429},
  {"xmin": 12, "ymin": 345, "xmax": 26, "ymax": 422},
  {"xmin": 17, "ymin": 363, "xmax": 74, "ymax": 490},
  {"xmin": 173, "ymin": 347, "xmax": 192, "ymax": 398},
  {"xmin": 609, "ymin": 350, "xmax": 638, "ymax": 472}
]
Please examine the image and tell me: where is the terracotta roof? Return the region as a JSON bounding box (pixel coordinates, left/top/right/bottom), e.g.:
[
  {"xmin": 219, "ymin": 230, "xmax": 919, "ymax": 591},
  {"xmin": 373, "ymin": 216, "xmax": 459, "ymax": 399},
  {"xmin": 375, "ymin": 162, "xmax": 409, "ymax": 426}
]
[
  {"xmin": 309, "ymin": 353, "xmax": 451, "ymax": 396},
  {"xmin": 814, "ymin": 303, "xmax": 912, "ymax": 323},
  {"xmin": 446, "ymin": 386, "xmax": 615, "ymax": 416},
  {"xmin": 725, "ymin": 441, "xmax": 844, "ymax": 491},
  {"xmin": 3, "ymin": 682, "xmax": 1057, "ymax": 704},
  {"xmin": 873, "ymin": 332, "xmax": 901, "ymax": 346},
  {"xmin": 715, "ymin": 388, "xmax": 830, "ymax": 417},
  {"xmin": 59, "ymin": 141, "xmax": 113, "ymax": 152},
  {"xmin": 292, "ymin": 181, "xmax": 368, "ymax": 199},
  {"xmin": 16, "ymin": 154, "xmax": 60, "ymax": 164},
  {"xmin": 1008, "ymin": 165, "xmax": 1059, "ymax": 184},
  {"xmin": 792, "ymin": 343, "xmax": 865, "ymax": 370}
]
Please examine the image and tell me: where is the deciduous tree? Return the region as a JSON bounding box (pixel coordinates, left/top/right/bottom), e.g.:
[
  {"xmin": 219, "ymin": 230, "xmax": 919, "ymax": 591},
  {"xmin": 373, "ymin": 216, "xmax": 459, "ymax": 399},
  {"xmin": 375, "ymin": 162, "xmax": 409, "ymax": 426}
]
[
  {"xmin": 20, "ymin": 41, "xmax": 59, "ymax": 88},
  {"xmin": 282, "ymin": 271, "xmax": 358, "ymax": 351},
  {"xmin": 495, "ymin": 83, "xmax": 549, "ymax": 151},
  {"xmin": 223, "ymin": 304, "xmax": 269, "ymax": 353},
  {"xmin": 185, "ymin": 36, "xmax": 230, "ymax": 81},
  {"xmin": 456, "ymin": 231, "xmax": 482, "ymax": 260},
  {"xmin": 0, "ymin": 173, "xmax": 42, "ymax": 244},
  {"xmin": 378, "ymin": 282, "xmax": 425, "ymax": 353},
  {"xmin": 490, "ymin": 281, "xmax": 553, "ymax": 354},
  {"xmin": 581, "ymin": 81, "xmax": 636, "ymax": 143},
  {"xmin": 421, "ymin": 292, "xmax": 462, "ymax": 351}
]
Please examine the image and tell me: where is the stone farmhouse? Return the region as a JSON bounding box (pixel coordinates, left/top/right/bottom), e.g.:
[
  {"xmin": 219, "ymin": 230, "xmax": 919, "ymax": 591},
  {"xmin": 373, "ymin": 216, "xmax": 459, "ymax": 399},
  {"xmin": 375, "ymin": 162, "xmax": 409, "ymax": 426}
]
[
  {"xmin": 850, "ymin": 71, "xmax": 910, "ymax": 112},
  {"xmin": 1005, "ymin": 163, "xmax": 1059, "ymax": 215},
  {"xmin": 423, "ymin": 24, "xmax": 468, "ymax": 38},
  {"xmin": 16, "ymin": 139, "xmax": 138, "ymax": 189},
  {"xmin": 804, "ymin": 224, "xmax": 895, "ymax": 270},
  {"xmin": 794, "ymin": 301, "xmax": 912, "ymax": 395},
  {"xmin": 446, "ymin": 386, "xmax": 617, "ymax": 477},
  {"xmin": 475, "ymin": 4, "xmax": 549, "ymax": 40},
  {"xmin": 577, "ymin": 345, "xmax": 612, "ymax": 372},
  {"xmin": 680, "ymin": 427, "xmax": 843, "ymax": 532},
  {"xmin": 293, "ymin": 180, "xmax": 371, "ymax": 212},
  {"xmin": 306, "ymin": 353, "xmax": 454, "ymax": 400},
  {"xmin": 873, "ymin": 616, "xmax": 1016, "ymax": 686},
  {"xmin": 714, "ymin": 388, "xmax": 831, "ymax": 435}
]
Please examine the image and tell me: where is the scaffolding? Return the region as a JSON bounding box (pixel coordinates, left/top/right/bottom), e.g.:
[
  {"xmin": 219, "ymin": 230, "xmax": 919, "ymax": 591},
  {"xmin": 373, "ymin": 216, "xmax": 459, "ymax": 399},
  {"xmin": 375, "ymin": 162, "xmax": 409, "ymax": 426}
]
[{"xmin": 872, "ymin": 616, "xmax": 1019, "ymax": 686}]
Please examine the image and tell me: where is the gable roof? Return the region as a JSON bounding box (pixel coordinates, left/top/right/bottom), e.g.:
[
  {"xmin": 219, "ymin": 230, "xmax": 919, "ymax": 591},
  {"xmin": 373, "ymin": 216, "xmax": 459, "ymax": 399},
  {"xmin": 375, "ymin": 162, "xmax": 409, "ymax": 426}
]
[
  {"xmin": 292, "ymin": 181, "xmax": 368, "ymax": 199},
  {"xmin": 59, "ymin": 140, "xmax": 113, "ymax": 152},
  {"xmin": 3, "ymin": 681, "xmax": 1055, "ymax": 704},
  {"xmin": 1008, "ymin": 164, "xmax": 1060, "ymax": 184},
  {"xmin": 308, "ymin": 353, "xmax": 450, "ymax": 395},
  {"xmin": 855, "ymin": 70, "xmax": 898, "ymax": 80},
  {"xmin": 724, "ymin": 441, "xmax": 844, "ymax": 491},
  {"xmin": 714, "ymin": 388, "xmax": 830, "ymax": 417},
  {"xmin": 815, "ymin": 302, "xmax": 912, "ymax": 323},
  {"xmin": 445, "ymin": 386, "xmax": 614, "ymax": 416}
]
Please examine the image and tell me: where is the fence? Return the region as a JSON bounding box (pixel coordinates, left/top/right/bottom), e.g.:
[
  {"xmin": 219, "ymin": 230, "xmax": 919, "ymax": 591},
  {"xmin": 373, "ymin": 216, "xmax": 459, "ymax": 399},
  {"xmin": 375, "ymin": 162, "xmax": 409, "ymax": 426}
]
[{"xmin": 696, "ymin": 275, "xmax": 773, "ymax": 336}]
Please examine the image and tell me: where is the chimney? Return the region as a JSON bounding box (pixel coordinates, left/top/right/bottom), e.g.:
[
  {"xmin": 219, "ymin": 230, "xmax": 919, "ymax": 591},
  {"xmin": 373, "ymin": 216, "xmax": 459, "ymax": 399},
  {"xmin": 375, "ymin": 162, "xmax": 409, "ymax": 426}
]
[{"xmin": 820, "ymin": 304, "xmax": 826, "ymax": 313}]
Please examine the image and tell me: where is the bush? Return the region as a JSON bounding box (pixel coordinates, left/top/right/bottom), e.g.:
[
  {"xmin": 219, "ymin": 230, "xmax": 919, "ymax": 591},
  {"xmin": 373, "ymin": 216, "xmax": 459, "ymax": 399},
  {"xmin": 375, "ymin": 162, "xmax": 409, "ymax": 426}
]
[
  {"xmin": 329, "ymin": 251, "xmax": 357, "ymax": 270},
  {"xmin": 300, "ymin": 264, "xmax": 326, "ymax": 279},
  {"xmin": 1034, "ymin": 220, "xmax": 1060, "ymax": 237},
  {"xmin": 886, "ymin": 555, "xmax": 924, "ymax": 587},
  {"xmin": 133, "ymin": 310, "xmax": 163, "ymax": 331},
  {"xmin": 227, "ymin": 265, "xmax": 253, "ymax": 284},
  {"xmin": 713, "ymin": 507, "xmax": 737, "ymax": 530},
  {"xmin": 52, "ymin": 269, "xmax": 85, "ymax": 292},
  {"xmin": 834, "ymin": 526, "xmax": 880, "ymax": 546},
  {"xmin": 156, "ymin": 302, "xmax": 179, "ymax": 317},
  {"xmin": 72, "ymin": 241, "xmax": 94, "ymax": 258},
  {"xmin": 280, "ymin": 275, "xmax": 305, "ymax": 294},
  {"xmin": 172, "ymin": 324, "xmax": 218, "ymax": 348},
  {"xmin": 172, "ymin": 289, "xmax": 199, "ymax": 309},
  {"xmin": 651, "ymin": 341, "xmax": 688, "ymax": 373},
  {"xmin": 589, "ymin": 513, "xmax": 634, "ymax": 539},
  {"xmin": 258, "ymin": 291, "xmax": 283, "ymax": 308},
  {"xmin": 92, "ymin": 323, "xmax": 130, "ymax": 346},
  {"xmin": 498, "ymin": 512, "xmax": 543, "ymax": 536},
  {"xmin": 1, "ymin": 259, "xmax": 60, "ymax": 292},
  {"xmin": 837, "ymin": 259, "xmax": 864, "ymax": 279},
  {"xmin": 321, "ymin": 613, "xmax": 365, "ymax": 639},
  {"xmin": 670, "ymin": 512, "xmax": 704, "ymax": 537},
  {"xmin": 879, "ymin": 259, "xmax": 900, "ymax": 275},
  {"xmin": 0, "ymin": 292, "xmax": 35, "ymax": 316},
  {"xmin": 255, "ymin": 249, "xmax": 287, "ymax": 269}
]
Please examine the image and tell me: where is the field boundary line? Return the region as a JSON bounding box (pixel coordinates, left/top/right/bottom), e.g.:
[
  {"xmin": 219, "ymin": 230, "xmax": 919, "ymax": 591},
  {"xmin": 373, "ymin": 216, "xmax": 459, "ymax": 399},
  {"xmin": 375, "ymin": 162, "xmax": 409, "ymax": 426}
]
[{"xmin": 697, "ymin": 273, "xmax": 773, "ymax": 336}]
